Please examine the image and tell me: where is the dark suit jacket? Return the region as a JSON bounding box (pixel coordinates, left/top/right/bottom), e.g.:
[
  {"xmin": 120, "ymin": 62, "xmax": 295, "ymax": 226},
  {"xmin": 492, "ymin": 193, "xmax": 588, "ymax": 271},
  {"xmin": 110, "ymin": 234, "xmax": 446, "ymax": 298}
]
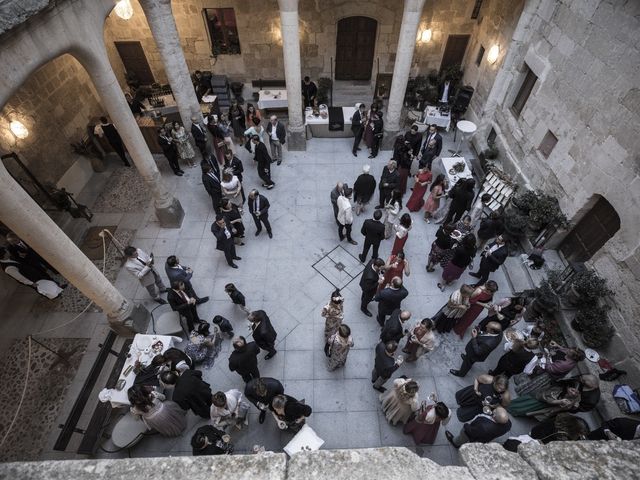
[
  {"xmin": 211, "ymin": 222, "xmax": 234, "ymax": 251},
  {"xmin": 248, "ymin": 194, "xmax": 270, "ymax": 217},
  {"xmin": 374, "ymin": 341, "xmax": 399, "ymax": 379},
  {"xmin": 359, "ymin": 261, "xmax": 380, "ymax": 294},
  {"xmin": 225, "ymin": 156, "xmax": 244, "ymax": 182},
  {"xmin": 464, "ymin": 415, "xmax": 512, "ymax": 443},
  {"xmin": 269, "ymin": 394, "xmax": 312, "ymax": 422},
  {"xmin": 167, "ymin": 289, "xmax": 198, "ymax": 319},
  {"xmin": 228, "ymin": 342, "xmax": 260, "ymax": 377},
  {"xmin": 266, "ymin": 121, "xmax": 286, "ymax": 144},
  {"xmin": 251, "ymin": 310, "xmax": 277, "ymax": 348},
  {"xmin": 351, "ymin": 110, "xmax": 365, "ymax": 132},
  {"xmin": 465, "ymin": 333, "xmax": 502, "ymax": 362},
  {"xmin": 353, "ymin": 174, "xmax": 376, "ymax": 203},
  {"xmin": 404, "ymin": 131, "xmax": 423, "ymax": 157},
  {"xmin": 482, "ymin": 244, "xmax": 509, "ymax": 271},
  {"xmin": 374, "ymin": 286, "xmax": 409, "ymax": 316},
  {"xmin": 422, "ymin": 131, "xmax": 443, "ymax": 157},
  {"xmin": 191, "ymin": 123, "xmax": 207, "ymax": 147},
  {"xmin": 379, "ymin": 167, "xmax": 399, "ymax": 192},
  {"xmin": 244, "ymin": 377, "xmax": 284, "ymax": 408},
  {"xmin": 172, "ymin": 369, "xmax": 212, "ymax": 418},
  {"xmin": 165, "ymin": 264, "xmax": 193, "ymax": 288},
  {"xmin": 254, "ymin": 141, "xmax": 272, "ymax": 168},
  {"xmin": 158, "ymin": 135, "xmax": 177, "ymax": 158},
  {"xmin": 202, "ymin": 170, "xmax": 222, "ymax": 198},
  {"xmin": 450, "ymin": 188, "xmax": 475, "ymax": 214},
  {"xmin": 361, "ymin": 219, "xmax": 385, "ymax": 245},
  {"xmin": 380, "ymin": 309, "xmax": 404, "ymax": 343}
]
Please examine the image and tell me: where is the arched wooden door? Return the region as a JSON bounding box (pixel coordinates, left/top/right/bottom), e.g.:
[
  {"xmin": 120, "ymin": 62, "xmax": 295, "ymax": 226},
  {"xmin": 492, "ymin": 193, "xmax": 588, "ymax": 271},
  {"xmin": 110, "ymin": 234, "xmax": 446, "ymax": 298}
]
[
  {"xmin": 335, "ymin": 17, "xmax": 377, "ymax": 81},
  {"xmin": 560, "ymin": 196, "xmax": 620, "ymax": 262}
]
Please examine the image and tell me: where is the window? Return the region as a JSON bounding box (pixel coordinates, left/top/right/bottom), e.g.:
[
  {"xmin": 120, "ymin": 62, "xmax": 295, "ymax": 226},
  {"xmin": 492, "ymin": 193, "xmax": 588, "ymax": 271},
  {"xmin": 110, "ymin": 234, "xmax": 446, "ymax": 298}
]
[
  {"xmin": 204, "ymin": 8, "xmax": 240, "ymax": 56},
  {"xmin": 475, "ymin": 45, "xmax": 485, "ymax": 66},
  {"xmin": 511, "ymin": 64, "xmax": 538, "ymax": 117},
  {"xmin": 487, "ymin": 127, "xmax": 497, "ymax": 144},
  {"xmin": 471, "ymin": 0, "xmax": 484, "ymax": 19},
  {"xmin": 539, "ymin": 130, "xmax": 558, "ymax": 158}
]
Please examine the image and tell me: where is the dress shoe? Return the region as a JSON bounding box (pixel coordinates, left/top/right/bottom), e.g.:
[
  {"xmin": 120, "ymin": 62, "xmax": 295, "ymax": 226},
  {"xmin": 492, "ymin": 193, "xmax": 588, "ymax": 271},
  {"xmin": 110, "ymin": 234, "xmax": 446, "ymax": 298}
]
[
  {"xmin": 348, "ymin": 239, "xmax": 358, "ymax": 245},
  {"xmin": 358, "ymin": 254, "xmax": 365, "ymax": 263},
  {"xmin": 445, "ymin": 431, "xmax": 459, "ymax": 448},
  {"xmin": 361, "ymin": 308, "xmax": 373, "ymax": 317},
  {"xmin": 233, "ymin": 256, "xmax": 242, "ymax": 260},
  {"xmin": 178, "ymin": 169, "xmax": 185, "ymax": 174},
  {"xmin": 373, "ymin": 386, "xmax": 386, "ymax": 393},
  {"xmin": 268, "ymin": 232, "xmax": 273, "ymax": 239},
  {"xmin": 339, "ymin": 236, "xmax": 345, "ymax": 242},
  {"xmin": 255, "ymin": 230, "xmax": 262, "ymax": 236},
  {"xmin": 154, "ymin": 298, "xmax": 168, "ymax": 305},
  {"xmin": 449, "ymin": 369, "xmax": 463, "ymax": 377},
  {"xmin": 460, "ymin": 353, "xmax": 466, "ymax": 361},
  {"xmin": 277, "ymin": 160, "xmax": 282, "ymax": 166},
  {"xmin": 258, "ymin": 410, "xmax": 267, "ymax": 424},
  {"xmin": 266, "ymin": 184, "xmax": 275, "ymax": 189},
  {"xmin": 265, "ymin": 351, "xmax": 277, "ymax": 360},
  {"xmin": 352, "ymin": 151, "xmax": 357, "ymax": 157},
  {"xmin": 469, "ymin": 271, "xmax": 481, "ymax": 278},
  {"xmin": 229, "ymin": 263, "xmax": 238, "ymax": 269},
  {"xmin": 174, "ymin": 171, "xmax": 183, "ymax": 176},
  {"xmin": 196, "ymin": 296, "xmax": 210, "ymax": 305},
  {"xmin": 368, "ymin": 155, "xmax": 375, "ymax": 159}
]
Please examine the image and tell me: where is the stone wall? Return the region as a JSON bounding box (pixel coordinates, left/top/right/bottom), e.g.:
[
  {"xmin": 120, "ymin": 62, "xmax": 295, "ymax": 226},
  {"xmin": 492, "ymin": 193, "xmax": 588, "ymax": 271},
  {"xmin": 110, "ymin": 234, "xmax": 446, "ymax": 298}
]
[
  {"xmin": 474, "ymin": 0, "xmax": 640, "ymax": 361},
  {"xmin": 1, "ymin": 443, "xmax": 639, "ymax": 480},
  {"xmin": 0, "ymin": 54, "xmax": 103, "ymax": 186}
]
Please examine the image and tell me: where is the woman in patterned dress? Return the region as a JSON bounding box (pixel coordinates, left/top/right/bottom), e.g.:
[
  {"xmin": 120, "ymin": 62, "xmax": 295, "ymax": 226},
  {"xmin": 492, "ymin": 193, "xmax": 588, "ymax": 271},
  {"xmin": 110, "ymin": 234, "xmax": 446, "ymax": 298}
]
[
  {"xmin": 322, "ymin": 289, "xmax": 344, "ymax": 355},
  {"xmin": 171, "ymin": 121, "xmax": 196, "ymax": 167},
  {"xmin": 326, "ymin": 324, "xmax": 354, "ymax": 371}
]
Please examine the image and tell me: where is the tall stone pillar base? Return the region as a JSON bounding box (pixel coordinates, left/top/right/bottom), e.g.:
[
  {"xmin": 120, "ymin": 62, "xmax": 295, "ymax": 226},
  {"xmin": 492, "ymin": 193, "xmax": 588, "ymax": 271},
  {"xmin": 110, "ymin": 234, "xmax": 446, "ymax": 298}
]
[
  {"xmin": 155, "ymin": 197, "xmax": 185, "ymax": 228},
  {"xmin": 287, "ymin": 128, "xmax": 307, "ymax": 151},
  {"xmin": 381, "ymin": 131, "xmax": 400, "ymax": 151},
  {"xmin": 107, "ymin": 302, "xmax": 150, "ymax": 337}
]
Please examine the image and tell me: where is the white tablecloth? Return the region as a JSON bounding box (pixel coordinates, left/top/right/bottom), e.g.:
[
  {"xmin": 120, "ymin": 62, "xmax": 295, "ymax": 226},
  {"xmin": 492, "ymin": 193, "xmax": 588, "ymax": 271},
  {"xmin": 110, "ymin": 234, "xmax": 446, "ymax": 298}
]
[
  {"xmin": 304, "ymin": 106, "xmax": 356, "ymax": 125},
  {"xmin": 423, "ymin": 106, "xmax": 451, "ymax": 131},
  {"xmin": 258, "ymin": 90, "xmax": 288, "ymax": 109},
  {"xmin": 441, "ymin": 156, "xmax": 473, "ymax": 187},
  {"xmin": 106, "ymin": 334, "xmax": 182, "ymax": 408}
]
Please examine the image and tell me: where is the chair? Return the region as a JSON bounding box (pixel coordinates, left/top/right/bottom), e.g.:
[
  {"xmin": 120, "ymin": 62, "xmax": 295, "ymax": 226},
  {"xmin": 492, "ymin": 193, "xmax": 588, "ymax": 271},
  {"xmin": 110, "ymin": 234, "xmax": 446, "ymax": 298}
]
[
  {"xmin": 111, "ymin": 412, "xmax": 149, "ymax": 449},
  {"xmin": 150, "ymin": 304, "xmax": 183, "ymax": 336}
]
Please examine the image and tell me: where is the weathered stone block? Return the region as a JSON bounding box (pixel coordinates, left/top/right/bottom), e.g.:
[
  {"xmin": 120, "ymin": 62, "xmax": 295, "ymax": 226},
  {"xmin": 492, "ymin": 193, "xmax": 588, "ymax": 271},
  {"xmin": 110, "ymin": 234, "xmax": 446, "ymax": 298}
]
[{"xmin": 460, "ymin": 443, "xmax": 538, "ymax": 480}]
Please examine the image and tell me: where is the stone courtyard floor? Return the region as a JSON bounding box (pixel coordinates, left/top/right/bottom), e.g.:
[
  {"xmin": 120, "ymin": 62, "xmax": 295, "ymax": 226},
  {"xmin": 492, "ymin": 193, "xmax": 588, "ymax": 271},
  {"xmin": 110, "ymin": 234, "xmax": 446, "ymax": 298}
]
[{"xmin": 0, "ymin": 128, "xmax": 596, "ymax": 464}]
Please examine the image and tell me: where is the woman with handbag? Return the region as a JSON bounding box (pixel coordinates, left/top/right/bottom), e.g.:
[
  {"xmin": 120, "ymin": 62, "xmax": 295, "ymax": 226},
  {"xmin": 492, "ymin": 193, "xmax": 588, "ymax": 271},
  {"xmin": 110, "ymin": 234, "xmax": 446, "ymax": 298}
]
[{"xmin": 403, "ymin": 393, "xmax": 450, "ymax": 444}]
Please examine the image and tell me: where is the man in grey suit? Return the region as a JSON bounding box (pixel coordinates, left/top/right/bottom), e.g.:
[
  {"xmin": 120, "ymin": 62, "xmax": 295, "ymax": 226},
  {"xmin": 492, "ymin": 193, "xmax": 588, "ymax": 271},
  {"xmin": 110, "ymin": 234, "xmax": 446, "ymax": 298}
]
[{"xmin": 165, "ymin": 255, "xmax": 209, "ymax": 305}]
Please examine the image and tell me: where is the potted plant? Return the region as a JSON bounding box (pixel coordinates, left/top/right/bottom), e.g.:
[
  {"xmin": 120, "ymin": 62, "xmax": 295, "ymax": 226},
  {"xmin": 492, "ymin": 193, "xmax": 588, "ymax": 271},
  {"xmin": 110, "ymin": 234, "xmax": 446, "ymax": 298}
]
[
  {"xmin": 511, "ymin": 189, "xmax": 538, "ymax": 215},
  {"xmin": 503, "ymin": 212, "xmax": 528, "ymax": 239},
  {"xmin": 483, "ymin": 140, "xmax": 499, "ymax": 160},
  {"xmin": 566, "ymin": 270, "xmax": 614, "ymax": 307},
  {"xmin": 572, "ymin": 305, "xmax": 614, "ymax": 348},
  {"xmin": 524, "ymin": 279, "xmax": 560, "ymax": 321},
  {"xmin": 528, "ymin": 192, "xmax": 568, "ymax": 231}
]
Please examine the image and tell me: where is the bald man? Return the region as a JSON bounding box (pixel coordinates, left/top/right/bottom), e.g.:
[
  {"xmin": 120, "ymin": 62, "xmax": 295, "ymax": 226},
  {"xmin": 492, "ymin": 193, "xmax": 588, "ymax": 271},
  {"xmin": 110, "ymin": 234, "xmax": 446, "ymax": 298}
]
[{"xmin": 446, "ymin": 406, "xmax": 512, "ymax": 447}]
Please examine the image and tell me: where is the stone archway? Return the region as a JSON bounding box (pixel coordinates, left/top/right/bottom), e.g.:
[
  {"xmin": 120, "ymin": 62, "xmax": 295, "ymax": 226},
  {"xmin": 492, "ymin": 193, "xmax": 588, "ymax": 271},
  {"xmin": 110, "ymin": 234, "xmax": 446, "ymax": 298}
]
[{"xmin": 335, "ymin": 16, "xmax": 378, "ymax": 81}]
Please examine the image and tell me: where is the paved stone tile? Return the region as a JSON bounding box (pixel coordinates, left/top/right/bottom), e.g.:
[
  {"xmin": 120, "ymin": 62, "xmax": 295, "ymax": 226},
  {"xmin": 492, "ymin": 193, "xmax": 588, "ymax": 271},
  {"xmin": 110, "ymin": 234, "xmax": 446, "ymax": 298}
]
[{"xmin": 314, "ymin": 379, "xmax": 347, "ymax": 412}]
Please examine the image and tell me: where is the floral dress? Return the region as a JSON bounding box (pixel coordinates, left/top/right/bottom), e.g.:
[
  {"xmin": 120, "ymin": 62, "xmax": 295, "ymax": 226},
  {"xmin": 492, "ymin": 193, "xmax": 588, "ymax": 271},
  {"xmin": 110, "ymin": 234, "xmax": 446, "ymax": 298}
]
[
  {"xmin": 171, "ymin": 126, "xmax": 195, "ymax": 161},
  {"xmin": 322, "ymin": 302, "xmax": 344, "ymax": 341},
  {"xmin": 326, "ymin": 333, "xmax": 354, "ymax": 371}
]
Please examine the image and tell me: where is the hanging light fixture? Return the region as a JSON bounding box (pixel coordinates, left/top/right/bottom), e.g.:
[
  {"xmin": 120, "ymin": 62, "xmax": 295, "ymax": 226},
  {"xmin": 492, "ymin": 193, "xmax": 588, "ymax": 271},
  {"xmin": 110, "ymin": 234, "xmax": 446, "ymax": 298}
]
[
  {"xmin": 10, "ymin": 120, "xmax": 28, "ymax": 139},
  {"xmin": 114, "ymin": 0, "xmax": 133, "ymax": 20},
  {"xmin": 487, "ymin": 44, "xmax": 500, "ymax": 64}
]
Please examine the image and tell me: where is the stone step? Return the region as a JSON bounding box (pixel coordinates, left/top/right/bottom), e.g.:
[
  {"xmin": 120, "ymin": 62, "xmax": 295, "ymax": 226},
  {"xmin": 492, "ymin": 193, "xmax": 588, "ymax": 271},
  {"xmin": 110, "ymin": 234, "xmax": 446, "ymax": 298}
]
[{"xmin": 502, "ymin": 255, "xmax": 535, "ymax": 295}]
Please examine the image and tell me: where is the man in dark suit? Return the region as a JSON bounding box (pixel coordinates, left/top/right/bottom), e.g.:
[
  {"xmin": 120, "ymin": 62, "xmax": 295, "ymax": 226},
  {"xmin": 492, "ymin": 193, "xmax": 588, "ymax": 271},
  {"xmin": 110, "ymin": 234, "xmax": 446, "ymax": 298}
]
[
  {"xmin": 266, "ymin": 115, "xmax": 286, "ymax": 165},
  {"xmin": 422, "ymin": 124, "xmax": 442, "ymax": 157},
  {"xmin": 302, "ymin": 76, "xmax": 318, "ymax": 108},
  {"xmin": 252, "ymin": 135, "xmax": 275, "ymax": 189},
  {"xmin": 202, "ymin": 163, "xmax": 222, "ymax": 213},
  {"xmin": 380, "ymin": 309, "xmax": 411, "ymax": 343},
  {"xmin": 160, "ymin": 370, "xmax": 212, "ymax": 418},
  {"xmin": 157, "ymin": 127, "xmax": 183, "ymax": 175},
  {"xmin": 371, "ymin": 340, "xmax": 403, "ymax": 392},
  {"xmin": 353, "ymin": 165, "xmax": 376, "ymax": 215},
  {"xmin": 211, "ymin": 214, "xmax": 241, "ymax": 268},
  {"xmin": 94, "ymin": 116, "xmax": 130, "ymax": 166},
  {"xmin": 369, "ymin": 112, "xmax": 384, "ymax": 159},
  {"xmin": 359, "ymin": 210, "xmax": 385, "ymax": 263},
  {"xmin": 446, "ymin": 407, "xmax": 512, "ymax": 447},
  {"xmin": 469, "ymin": 235, "xmax": 508, "ymax": 286},
  {"xmin": 165, "ymin": 256, "xmax": 208, "ymax": 304},
  {"xmin": 351, "ymin": 103, "xmax": 366, "ymax": 156},
  {"xmin": 404, "ymin": 124, "xmax": 423, "ymax": 157},
  {"xmin": 248, "ymin": 310, "xmax": 278, "ymax": 359},
  {"xmin": 373, "ymin": 277, "xmax": 409, "ymax": 327},
  {"xmin": 376, "ymin": 160, "xmax": 399, "ymax": 208},
  {"xmin": 167, "ymin": 280, "xmax": 203, "ymax": 331},
  {"xmin": 245, "ymin": 377, "xmax": 284, "ymax": 424},
  {"xmin": 228, "ymin": 336, "xmax": 260, "ymax": 383},
  {"xmin": 450, "ymin": 321, "xmax": 503, "ymax": 377},
  {"xmin": 445, "ymin": 178, "xmax": 475, "ymax": 224},
  {"xmin": 359, "ymin": 258, "xmax": 385, "ymax": 317},
  {"xmin": 191, "ymin": 116, "xmax": 208, "ymax": 158},
  {"xmin": 248, "ymin": 189, "xmax": 272, "ymax": 238}
]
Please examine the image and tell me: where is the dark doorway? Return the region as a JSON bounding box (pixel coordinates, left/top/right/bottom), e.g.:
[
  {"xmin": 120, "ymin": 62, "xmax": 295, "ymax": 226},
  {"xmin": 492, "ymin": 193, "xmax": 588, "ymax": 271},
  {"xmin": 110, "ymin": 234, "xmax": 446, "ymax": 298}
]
[
  {"xmin": 114, "ymin": 41, "xmax": 155, "ymax": 85},
  {"xmin": 439, "ymin": 34, "xmax": 471, "ymax": 73},
  {"xmin": 560, "ymin": 196, "xmax": 620, "ymax": 262},
  {"xmin": 335, "ymin": 17, "xmax": 377, "ymax": 81}
]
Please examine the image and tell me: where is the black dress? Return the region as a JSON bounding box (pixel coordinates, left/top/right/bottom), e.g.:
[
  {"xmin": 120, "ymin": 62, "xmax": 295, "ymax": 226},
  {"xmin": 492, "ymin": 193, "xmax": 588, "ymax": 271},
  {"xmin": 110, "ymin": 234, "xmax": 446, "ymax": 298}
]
[{"xmin": 455, "ymin": 382, "xmax": 503, "ymax": 422}]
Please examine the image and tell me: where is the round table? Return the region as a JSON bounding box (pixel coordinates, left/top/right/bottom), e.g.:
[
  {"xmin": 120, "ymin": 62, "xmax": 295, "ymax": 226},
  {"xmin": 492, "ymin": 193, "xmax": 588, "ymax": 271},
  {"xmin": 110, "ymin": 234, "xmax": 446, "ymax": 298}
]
[{"xmin": 454, "ymin": 120, "xmax": 478, "ymax": 155}]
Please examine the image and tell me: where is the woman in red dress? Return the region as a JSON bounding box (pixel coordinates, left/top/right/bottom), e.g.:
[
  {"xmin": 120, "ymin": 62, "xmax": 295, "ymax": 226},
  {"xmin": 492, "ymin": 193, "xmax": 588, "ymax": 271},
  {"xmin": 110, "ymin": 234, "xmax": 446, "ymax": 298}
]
[
  {"xmin": 391, "ymin": 213, "xmax": 412, "ymax": 256},
  {"xmin": 423, "ymin": 174, "xmax": 446, "ymax": 222},
  {"xmin": 453, "ymin": 280, "xmax": 499, "ymax": 339},
  {"xmin": 377, "ymin": 251, "xmax": 410, "ymax": 293},
  {"xmin": 406, "ymin": 167, "xmax": 432, "ymax": 212},
  {"xmin": 403, "ymin": 396, "xmax": 450, "ymax": 445}
]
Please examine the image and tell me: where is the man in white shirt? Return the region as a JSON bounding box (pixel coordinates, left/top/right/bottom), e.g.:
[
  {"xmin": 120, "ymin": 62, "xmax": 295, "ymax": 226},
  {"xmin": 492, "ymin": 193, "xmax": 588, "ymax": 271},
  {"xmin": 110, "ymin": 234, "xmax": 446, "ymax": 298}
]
[
  {"xmin": 337, "ymin": 188, "xmax": 358, "ymax": 245},
  {"xmin": 123, "ymin": 245, "xmax": 167, "ymax": 304}
]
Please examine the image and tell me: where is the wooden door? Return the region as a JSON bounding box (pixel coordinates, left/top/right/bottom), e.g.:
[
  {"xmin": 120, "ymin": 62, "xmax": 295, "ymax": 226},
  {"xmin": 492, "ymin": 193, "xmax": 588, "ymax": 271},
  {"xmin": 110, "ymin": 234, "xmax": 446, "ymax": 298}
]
[
  {"xmin": 560, "ymin": 197, "xmax": 620, "ymax": 262},
  {"xmin": 439, "ymin": 34, "xmax": 471, "ymax": 73},
  {"xmin": 335, "ymin": 17, "xmax": 377, "ymax": 81},
  {"xmin": 114, "ymin": 41, "xmax": 155, "ymax": 85}
]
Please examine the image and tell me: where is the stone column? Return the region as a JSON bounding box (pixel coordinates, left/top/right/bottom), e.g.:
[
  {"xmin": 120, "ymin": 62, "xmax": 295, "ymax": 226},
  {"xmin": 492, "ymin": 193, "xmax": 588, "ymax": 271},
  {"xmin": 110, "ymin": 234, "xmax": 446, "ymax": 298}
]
[
  {"xmin": 0, "ymin": 161, "xmax": 145, "ymax": 336},
  {"xmin": 138, "ymin": 0, "xmax": 202, "ymax": 130},
  {"xmin": 80, "ymin": 47, "xmax": 185, "ymax": 228},
  {"xmin": 277, "ymin": 0, "xmax": 306, "ymax": 150},
  {"xmin": 382, "ymin": 0, "xmax": 426, "ymax": 149}
]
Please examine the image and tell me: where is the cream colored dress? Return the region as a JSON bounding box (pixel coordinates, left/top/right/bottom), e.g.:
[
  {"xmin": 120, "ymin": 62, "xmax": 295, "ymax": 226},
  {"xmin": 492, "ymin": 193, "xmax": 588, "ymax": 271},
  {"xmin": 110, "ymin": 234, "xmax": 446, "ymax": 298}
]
[{"xmin": 380, "ymin": 378, "xmax": 420, "ymax": 425}]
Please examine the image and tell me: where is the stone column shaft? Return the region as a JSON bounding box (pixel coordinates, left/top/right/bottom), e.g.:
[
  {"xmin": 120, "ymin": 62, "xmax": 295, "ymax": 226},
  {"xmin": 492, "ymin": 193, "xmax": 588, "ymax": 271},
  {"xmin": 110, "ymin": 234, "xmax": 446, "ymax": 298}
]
[
  {"xmin": 385, "ymin": 0, "xmax": 427, "ymax": 134},
  {"xmin": 277, "ymin": 0, "xmax": 306, "ymax": 150},
  {"xmin": 81, "ymin": 47, "xmax": 185, "ymax": 228},
  {"xmin": 0, "ymin": 162, "xmax": 135, "ymax": 335},
  {"xmin": 139, "ymin": 0, "xmax": 202, "ymax": 130}
]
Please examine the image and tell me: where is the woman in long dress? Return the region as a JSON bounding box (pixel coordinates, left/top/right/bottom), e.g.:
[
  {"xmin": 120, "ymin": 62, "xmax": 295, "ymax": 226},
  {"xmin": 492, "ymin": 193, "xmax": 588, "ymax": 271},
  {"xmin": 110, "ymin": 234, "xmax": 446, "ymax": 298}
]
[
  {"xmin": 378, "ymin": 251, "xmax": 410, "ymax": 293},
  {"xmin": 327, "ymin": 324, "xmax": 354, "ymax": 371},
  {"xmin": 403, "ymin": 395, "xmax": 450, "ymax": 445},
  {"xmin": 426, "ymin": 224, "xmax": 455, "ymax": 272},
  {"xmin": 380, "ymin": 378, "xmax": 420, "ymax": 425},
  {"xmin": 455, "ymin": 373, "xmax": 511, "ymax": 422},
  {"xmin": 406, "ymin": 168, "xmax": 432, "ymax": 211},
  {"xmin": 434, "ymin": 284, "xmax": 473, "ymax": 333},
  {"xmin": 128, "ymin": 385, "xmax": 186, "ymax": 437},
  {"xmin": 423, "ymin": 174, "xmax": 446, "ymax": 222},
  {"xmin": 229, "ymin": 101, "xmax": 246, "ymax": 142},
  {"xmin": 402, "ymin": 318, "xmax": 436, "ymax": 362},
  {"xmin": 384, "ymin": 190, "xmax": 402, "ymax": 239},
  {"xmin": 453, "ymin": 280, "xmax": 498, "ymax": 339},
  {"xmin": 439, "ymin": 234, "xmax": 477, "ymax": 290},
  {"xmin": 171, "ymin": 121, "xmax": 196, "ymax": 167},
  {"xmin": 183, "ymin": 323, "xmax": 222, "ymax": 369},
  {"xmin": 391, "ymin": 213, "xmax": 412, "ymax": 256},
  {"xmin": 509, "ymin": 381, "xmax": 581, "ymax": 420},
  {"xmin": 322, "ymin": 289, "xmax": 344, "ymax": 355}
]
